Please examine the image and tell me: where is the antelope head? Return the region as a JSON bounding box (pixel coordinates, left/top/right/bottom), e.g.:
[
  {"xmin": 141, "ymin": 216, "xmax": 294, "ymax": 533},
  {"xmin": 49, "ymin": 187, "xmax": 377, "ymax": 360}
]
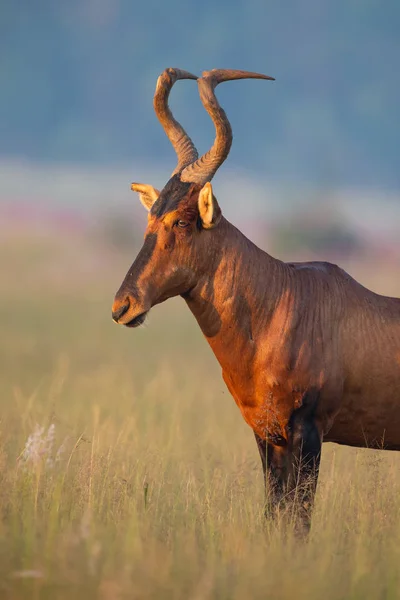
[{"xmin": 112, "ymin": 67, "xmax": 274, "ymax": 328}]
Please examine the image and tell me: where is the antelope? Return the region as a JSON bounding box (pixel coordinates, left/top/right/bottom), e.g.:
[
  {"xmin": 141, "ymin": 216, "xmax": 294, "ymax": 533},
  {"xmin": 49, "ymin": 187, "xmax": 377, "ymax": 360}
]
[{"xmin": 112, "ymin": 68, "xmax": 400, "ymax": 529}]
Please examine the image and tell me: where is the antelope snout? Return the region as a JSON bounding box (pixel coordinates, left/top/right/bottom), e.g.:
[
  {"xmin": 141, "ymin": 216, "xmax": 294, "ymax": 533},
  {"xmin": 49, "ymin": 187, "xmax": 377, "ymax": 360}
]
[{"xmin": 112, "ymin": 297, "xmax": 130, "ymax": 323}]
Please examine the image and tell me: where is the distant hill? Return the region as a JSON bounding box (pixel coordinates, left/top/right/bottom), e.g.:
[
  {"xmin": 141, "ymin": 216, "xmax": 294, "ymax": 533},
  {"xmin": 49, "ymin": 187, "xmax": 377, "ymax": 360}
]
[{"xmin": 1, "ymin": 0, "xmax": 399, "ymax": 189}]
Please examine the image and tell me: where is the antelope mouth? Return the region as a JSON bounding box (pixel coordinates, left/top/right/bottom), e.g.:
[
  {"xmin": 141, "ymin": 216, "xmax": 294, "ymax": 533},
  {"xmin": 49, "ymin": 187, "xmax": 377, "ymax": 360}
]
[{"xmin": 125, "ymin": 311, "xmax": 148, "ymax": 328}]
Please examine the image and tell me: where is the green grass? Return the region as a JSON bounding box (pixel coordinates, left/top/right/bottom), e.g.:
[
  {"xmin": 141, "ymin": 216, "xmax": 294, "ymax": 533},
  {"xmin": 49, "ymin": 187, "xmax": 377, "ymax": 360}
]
[{"xmin": 1, "ymin": 233, "xmax": 400, "ymax": 599}]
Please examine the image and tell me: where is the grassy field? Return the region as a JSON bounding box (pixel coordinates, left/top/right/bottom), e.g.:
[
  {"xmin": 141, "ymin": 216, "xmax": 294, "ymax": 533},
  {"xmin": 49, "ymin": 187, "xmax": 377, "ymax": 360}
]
[{"xmin": 1, "ymin": 230, "xmax": 400, "ymax": 599}]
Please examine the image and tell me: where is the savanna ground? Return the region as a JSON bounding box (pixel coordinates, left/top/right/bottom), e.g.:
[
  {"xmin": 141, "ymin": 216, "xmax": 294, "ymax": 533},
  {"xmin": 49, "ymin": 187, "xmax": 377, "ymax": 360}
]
[{"xmin": 1, "ymin": 225, "xmax": 400, "ymax": 600}]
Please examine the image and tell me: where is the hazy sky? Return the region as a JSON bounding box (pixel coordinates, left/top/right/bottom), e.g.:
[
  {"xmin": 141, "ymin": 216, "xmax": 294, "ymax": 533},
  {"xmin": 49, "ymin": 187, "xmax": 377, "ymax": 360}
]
[{"xmin": 1, "ymin": 0, "xmax": 400, "ymax": 191}]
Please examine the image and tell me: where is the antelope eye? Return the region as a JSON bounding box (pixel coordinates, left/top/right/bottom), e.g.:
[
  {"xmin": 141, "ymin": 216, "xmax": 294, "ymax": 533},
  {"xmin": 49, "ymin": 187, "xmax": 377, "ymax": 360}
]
[{"xmin": 177, "ymin": 220, "xmax": 189, "ymax": 228}]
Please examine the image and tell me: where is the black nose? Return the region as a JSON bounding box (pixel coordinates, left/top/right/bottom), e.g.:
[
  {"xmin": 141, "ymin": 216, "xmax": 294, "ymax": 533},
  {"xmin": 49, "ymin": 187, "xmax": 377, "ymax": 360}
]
[{"xmin": 112, "ymin": 300, "xmax": 130, "ymax": 323}]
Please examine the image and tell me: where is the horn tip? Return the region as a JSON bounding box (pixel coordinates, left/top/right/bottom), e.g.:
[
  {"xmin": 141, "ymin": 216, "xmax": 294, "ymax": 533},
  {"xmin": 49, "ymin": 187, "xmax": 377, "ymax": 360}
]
[
  {"xmin": 201, "ymin": 69, "xmax": 275, "ymax": 82},
  {"xmin": 158, "ymin": 67, "xmax": 197, "ymax": 81}
]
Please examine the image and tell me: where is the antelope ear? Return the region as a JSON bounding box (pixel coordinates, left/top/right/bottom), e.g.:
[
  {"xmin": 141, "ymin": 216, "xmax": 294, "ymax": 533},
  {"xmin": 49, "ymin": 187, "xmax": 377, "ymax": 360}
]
[
  {"xmin": 131, "ymin": 183, "xmax": 160, "ymax": 211},
  {"xmin": 198, "ymin": 182, "xmax": 221, "ymax": 229}
]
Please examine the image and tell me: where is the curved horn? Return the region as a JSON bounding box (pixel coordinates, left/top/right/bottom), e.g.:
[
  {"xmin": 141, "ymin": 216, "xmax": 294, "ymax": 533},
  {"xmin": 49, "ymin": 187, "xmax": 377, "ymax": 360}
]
[
  {"xmin": 153, "ymin": 68, "xmax": 199, "ymax": 176},
  {"xmin": 180, "ymin": 69, "xmax": 274, "ymax": 185}
]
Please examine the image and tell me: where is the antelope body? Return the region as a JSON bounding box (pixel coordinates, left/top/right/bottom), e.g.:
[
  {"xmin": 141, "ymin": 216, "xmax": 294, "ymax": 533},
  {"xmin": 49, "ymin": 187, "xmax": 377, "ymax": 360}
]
[{"xmin": 112, "ymin": 68, "xmax": 400, "ymax": 528}]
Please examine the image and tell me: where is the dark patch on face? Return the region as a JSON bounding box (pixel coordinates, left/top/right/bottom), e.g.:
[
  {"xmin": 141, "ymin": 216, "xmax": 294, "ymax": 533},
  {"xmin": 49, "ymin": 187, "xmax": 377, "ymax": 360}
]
[
  {"xmin": 151, "ymin": 175, "xmax": 192, "ymax": 218},
  {"xmin": 164, "ymin": 234, "xmax": 175, "ymax": 251},
  {"xmin": 116, "ymin": 233, "xmax": 157, "ymax": 299}
]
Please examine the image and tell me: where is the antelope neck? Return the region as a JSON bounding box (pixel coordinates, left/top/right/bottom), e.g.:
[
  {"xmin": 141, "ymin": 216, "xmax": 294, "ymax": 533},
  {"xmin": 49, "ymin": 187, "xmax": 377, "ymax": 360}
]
[{"xmin": 183, "ymin": 217, "xmax": 288, "ymax": 357}]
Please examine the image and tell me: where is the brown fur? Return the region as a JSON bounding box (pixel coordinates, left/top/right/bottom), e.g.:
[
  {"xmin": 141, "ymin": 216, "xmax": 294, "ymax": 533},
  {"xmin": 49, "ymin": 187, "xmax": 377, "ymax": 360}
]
[
  {"xmin": 112, "ymin": 68, "xmax": 400, "ymax": 530},
  {"xmin": 113, "ymin": 186, "xmax": 400, "ymax": 529}
]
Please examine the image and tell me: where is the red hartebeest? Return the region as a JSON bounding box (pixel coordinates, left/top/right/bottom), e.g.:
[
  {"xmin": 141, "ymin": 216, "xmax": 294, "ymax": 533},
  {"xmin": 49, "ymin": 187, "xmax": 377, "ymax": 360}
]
[{"xmin": 112, "ymin": 68, "xmax": 400, "ymax": 529}]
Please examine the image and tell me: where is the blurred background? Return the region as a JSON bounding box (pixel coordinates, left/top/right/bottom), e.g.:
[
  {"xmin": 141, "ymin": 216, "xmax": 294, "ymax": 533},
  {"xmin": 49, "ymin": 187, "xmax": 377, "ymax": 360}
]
[
  {"xmin": 1, "ymin": 0, "xmax": 400, "ymax": 427},
  {"xmin": 1, "ymin": 0, "xmax": 399, "ymax": 259},
  {"xmin": 1, "ymin": 0, "xmax": 400, "ymax": 444},
  {"xmin": 1, "ymin": 1, "xmax": 400, "ymax": 594}
]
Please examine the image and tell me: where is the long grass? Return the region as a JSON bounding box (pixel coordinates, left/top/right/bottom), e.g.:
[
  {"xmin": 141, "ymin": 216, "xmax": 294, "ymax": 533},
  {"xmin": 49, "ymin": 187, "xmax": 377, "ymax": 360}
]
[{"xmin": 1, "ymin": 232, "xmax": 400, "ymax": 599}]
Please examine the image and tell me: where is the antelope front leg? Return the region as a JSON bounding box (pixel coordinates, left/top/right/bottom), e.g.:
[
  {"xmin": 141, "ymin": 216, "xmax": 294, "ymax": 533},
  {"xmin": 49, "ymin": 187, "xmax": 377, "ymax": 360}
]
[
  {"xmin": 254, "ymin": 412, "xmax": 322, "ymax": 532},
  {"xmin": 287, "ymin": 410, "xmax": 322, "ymax": 531},
  {"xmin": 254, "ymin": 433, "xmax": 286, "ymax": 515}
]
